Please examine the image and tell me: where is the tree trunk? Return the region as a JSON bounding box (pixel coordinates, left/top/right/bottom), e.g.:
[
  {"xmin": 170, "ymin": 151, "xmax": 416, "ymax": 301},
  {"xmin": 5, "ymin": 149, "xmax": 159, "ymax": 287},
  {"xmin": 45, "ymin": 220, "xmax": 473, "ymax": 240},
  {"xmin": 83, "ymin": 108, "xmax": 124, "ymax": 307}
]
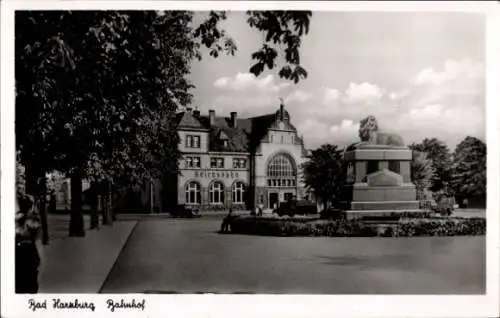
[
  {"xmin": 89, "ymin": 183, "xmax": 99, "ymax": 229},
  {"xmin": 102, "ymin": 181, "xmax": 113, "ymax": 225},
  {"xmin": 38, "ymin": 175, "xmax": 49, "ymax": 245},
  {"xmin": 109, "ymin": 181, "xmax": 116, "ymax": 222},
  {"xmin": 69, "ymin": 170, "xmax": 85, "ymax": 237},
  {"xmin": 90, "ymin": 203, "xmax": 99, "ymax": 229},
  {"xmin": 103, "ymin": 196, "xmax": 113, "ymax": 225}
]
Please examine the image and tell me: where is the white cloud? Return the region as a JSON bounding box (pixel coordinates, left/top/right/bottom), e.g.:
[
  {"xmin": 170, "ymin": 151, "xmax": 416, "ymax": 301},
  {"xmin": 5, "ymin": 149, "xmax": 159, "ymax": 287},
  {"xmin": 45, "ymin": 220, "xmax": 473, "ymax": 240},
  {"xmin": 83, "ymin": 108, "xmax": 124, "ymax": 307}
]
[
  {"xmin": 322, "ymin": 87, "xmax": 341, "ymax": 105},
  {"xmin": 211, "ymin": 94, "xmax": 278, "ymax": 117},
  {"xmin": 321, "ymin": 82, "xmax": 384, "ymax": 106},
  {"xmin": 396, "ymin": 104, "xmax": 484, "ymax": 146},
  {"xmin": 210, "ymin": 59, "xmax": 484, "ymax": 150},
  {"xmin": 297, "ymin": 117, "xmax": 361, "ymax": 149},
  {"xmin": 285, "ymin": 90, "xmax": 312, "ymax": 103},
  {"xmin": 213, "ymin": 72, "xmax": 291, "ymax": 93},
  {"xmin": 329, "ymin": 119, "xmax": 361, "ymax": 146},
  {"xmin": 389, "ymin": 59, "xmax": 485, "ymax": 146},
  {"xmin": 413, "ymin": 58, "xmax": 483, "ymax": 86},
  {"xmin": 408, "ymin": 104, "xmax": 443, "ymax": 119},
  {"xmin": 343, "ymin": 82, "xmax": 384, "ymax": 104},
  {"xmin": 389, "ymin": 89, "xmax": 410, "ymax": 101}
]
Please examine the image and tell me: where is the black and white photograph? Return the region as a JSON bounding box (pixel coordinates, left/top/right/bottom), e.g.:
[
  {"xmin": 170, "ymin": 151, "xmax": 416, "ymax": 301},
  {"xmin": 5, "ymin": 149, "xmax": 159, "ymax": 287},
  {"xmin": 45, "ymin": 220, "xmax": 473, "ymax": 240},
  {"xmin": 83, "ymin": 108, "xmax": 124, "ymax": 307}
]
[{"xmin": 1, "ymin": 1, "xmax": 499, "ymax": 317}]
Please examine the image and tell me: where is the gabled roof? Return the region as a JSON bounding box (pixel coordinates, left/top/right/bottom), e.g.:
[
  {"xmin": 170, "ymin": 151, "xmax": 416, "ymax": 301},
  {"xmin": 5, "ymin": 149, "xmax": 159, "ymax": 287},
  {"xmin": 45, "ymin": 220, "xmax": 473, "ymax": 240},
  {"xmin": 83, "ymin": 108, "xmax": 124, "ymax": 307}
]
[
  {"xmin": 175, "ymin": 108, "xmax": 307, "ymax": 154},
  {"xmin": 176, "ymin": 111, "xmax": 208, "ymax": 130}
]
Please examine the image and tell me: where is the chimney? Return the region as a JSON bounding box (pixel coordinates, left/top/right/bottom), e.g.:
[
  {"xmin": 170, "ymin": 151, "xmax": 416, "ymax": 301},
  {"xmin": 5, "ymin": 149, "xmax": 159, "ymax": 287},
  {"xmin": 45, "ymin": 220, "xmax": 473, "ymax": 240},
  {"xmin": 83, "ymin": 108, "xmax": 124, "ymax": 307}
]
[
  {"xmin": 230, "ymin": 112, "xmax": 237, "ymax": 128},
  {"xmin": 209, "ymin": 109, "xmax": 215, "ymax": 126},
  {"xmin": 193, "ymin": 109, "xmax": 200, "ymax": 117}
]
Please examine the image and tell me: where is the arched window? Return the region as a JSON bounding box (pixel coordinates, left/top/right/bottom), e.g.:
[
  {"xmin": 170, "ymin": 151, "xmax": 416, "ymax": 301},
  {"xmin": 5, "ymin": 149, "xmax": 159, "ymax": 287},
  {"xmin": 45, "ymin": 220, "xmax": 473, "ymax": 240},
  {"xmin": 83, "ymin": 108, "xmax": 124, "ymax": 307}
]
[
  {"xmin": 267, "ymin": 153, "xmax": 296, "ymax": 188},
  {"xmin": 232, "ymin": 182, "xmax": 245, "ymax": 204},
  {"xmin": 185, "ymin": 181, "xmax": 201, "ymax": 204},
  {"xmin": 210, "ymin": 181, "xmax": 225, "ymax": 204}
]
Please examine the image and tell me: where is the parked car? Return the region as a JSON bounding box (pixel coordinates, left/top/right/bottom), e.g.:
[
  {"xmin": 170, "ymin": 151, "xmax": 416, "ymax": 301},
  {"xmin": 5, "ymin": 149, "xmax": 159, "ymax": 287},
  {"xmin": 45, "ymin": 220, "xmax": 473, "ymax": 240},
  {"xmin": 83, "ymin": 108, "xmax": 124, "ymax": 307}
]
[
  {"xmin": 277, "ymin": 199, "xmax": 317, "ymax": 217},
  {"xmin": 170, "ymin": 205, "xmax": 201, "ymax": 218},
  {"xmin": 296, "ymin": 200, "xmax": 318, "ymax": 215}
]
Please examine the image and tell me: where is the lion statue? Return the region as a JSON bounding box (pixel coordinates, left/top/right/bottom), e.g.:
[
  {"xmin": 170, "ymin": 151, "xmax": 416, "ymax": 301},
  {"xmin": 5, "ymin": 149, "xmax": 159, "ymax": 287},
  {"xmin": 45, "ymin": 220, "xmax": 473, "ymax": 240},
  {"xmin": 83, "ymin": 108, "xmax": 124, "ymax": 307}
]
[{"xmin": 358, "ymin": 115, "xmax": 405, "ymax": 146}]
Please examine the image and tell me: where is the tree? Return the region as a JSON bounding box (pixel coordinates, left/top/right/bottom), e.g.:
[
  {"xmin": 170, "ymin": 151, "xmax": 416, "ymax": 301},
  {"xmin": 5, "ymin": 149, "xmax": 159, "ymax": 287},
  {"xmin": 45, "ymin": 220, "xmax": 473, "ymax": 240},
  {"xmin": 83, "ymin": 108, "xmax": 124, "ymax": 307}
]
[
  {"xmin": 410, "ymin": 150, "xmax": 434, "ymax": 197},
  {"xmin": 301, "ymin": 144, "xmax": 344, "ymax": 209},
  {"xmin": 16, "ymin": 11, "xmax": 313, "ymax": 237},
  {"xmin": 451, "ymin": 136, "xmax": 486, "ymax": 202},
  {"xmin": 409, "ymin": 138, "xmax": 453, "ymax": 193}
]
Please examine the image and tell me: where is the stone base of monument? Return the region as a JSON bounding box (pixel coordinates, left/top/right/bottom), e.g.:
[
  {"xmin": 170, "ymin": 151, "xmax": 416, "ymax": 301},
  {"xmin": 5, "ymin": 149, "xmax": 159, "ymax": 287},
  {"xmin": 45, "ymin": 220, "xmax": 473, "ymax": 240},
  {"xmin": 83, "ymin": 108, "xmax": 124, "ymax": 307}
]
[
  {"xmin": 344, "ymin": 209, "xmax": 424, "ymax": 219},
  {"xmin": 342, "ymin": 169, "xmax": 426, "ymax": 219},
  {"xmin": 349, "ymin": 200, "xmax": 419, "ymax": 210}
]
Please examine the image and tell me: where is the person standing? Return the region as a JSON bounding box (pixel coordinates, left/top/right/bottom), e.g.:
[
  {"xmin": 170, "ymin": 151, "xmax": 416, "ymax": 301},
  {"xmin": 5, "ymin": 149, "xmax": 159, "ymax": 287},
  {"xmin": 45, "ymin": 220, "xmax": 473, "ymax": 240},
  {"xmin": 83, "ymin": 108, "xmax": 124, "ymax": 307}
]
[
  {"xmin": 15, "ymin": 193, "xmax": 42, "ymax": 293},
  {"xmin": 258, "ymin": 201, "xmax": 264, "ymax": 216},
  {"xmin": 220, "ymin": 208, "xmax": 234, "ymax": 233}
]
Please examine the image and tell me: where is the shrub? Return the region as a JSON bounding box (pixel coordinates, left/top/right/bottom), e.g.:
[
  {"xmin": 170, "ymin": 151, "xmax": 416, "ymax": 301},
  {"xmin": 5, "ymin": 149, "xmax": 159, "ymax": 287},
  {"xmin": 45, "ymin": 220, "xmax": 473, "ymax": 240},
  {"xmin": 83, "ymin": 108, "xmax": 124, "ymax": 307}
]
[
  {"xmin": 228, "ymin": 216, "xmax": 485, "ymax": 237},
  {"xmin": 319, "ymin": 208, "xmax": 346, "ymax": 220}
]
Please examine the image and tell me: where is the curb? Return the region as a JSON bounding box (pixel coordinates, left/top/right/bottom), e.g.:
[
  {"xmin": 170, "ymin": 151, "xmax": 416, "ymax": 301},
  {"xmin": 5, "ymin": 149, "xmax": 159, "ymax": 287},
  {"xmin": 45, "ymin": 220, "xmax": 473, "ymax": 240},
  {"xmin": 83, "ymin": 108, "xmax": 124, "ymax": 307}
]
[{"xmin": 97, "ymin": 221, "xmax": 139, "ymax": 293}]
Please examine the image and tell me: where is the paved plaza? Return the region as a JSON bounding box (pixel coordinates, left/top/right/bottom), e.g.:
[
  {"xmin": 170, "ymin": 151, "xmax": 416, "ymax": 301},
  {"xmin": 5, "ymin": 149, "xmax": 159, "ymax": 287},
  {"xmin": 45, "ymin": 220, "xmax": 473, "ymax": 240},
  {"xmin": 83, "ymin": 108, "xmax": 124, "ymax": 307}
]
[{"xmin": 99, "ymin": 217, "xmax": 485, "ymax": 294}]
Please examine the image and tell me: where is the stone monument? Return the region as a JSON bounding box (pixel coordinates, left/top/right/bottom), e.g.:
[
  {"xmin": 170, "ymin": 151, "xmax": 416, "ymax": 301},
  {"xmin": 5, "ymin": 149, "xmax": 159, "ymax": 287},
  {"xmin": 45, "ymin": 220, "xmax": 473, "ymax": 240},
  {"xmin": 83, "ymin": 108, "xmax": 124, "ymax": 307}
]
[{"xmin": 341, "ymin": 116, "xmax": 420, "ymax": 217}]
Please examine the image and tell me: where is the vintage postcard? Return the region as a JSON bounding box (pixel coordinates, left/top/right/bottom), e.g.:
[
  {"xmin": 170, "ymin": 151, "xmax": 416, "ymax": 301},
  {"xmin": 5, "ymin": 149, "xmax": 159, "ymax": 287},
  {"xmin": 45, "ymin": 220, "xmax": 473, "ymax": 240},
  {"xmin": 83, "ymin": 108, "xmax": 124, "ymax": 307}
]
[{"xmin": 1, "ymin": 1, "xmax": 499, "ymax": 317}]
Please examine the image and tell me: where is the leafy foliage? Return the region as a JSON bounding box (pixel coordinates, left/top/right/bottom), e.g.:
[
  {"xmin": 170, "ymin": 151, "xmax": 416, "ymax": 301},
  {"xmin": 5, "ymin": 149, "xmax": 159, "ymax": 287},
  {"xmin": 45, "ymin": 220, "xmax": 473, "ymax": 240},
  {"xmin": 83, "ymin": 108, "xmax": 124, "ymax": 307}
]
[
  {"xmin": 16, "ymin": 10, "xmax": 312, "ymax": 235},
  {"xmin": 17, "ymin": 10, "xmax": 312, "ymax": 183},
  {"xmin": 409, "ymin": 138, "xmax": 453, "ymax": 193},
  {"xmin": 229, "ymin": 215, "xmax": 485, "ymax": 237},
  {"xmin": 411, "ymin": 150, "xmax": 434, "ymax": 192},
  {"xmin": 301, "ymin": 144, "xmax": 344, "ymax": 207},
  {"xmin": 451, "ymin": 136, "xmax": 486, "ymax": 198},
  {"xmin": 246, "ymin": 11, "xmax": 311, "ymax": 83}
]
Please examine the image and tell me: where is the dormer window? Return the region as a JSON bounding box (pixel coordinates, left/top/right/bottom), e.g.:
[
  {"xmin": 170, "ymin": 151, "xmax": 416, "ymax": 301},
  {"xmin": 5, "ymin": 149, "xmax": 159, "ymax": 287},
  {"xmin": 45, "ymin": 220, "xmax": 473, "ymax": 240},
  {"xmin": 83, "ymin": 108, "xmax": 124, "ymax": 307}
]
[{"xmin": 218, "ymin": 130, "xmax": 229, "ymax": 148}]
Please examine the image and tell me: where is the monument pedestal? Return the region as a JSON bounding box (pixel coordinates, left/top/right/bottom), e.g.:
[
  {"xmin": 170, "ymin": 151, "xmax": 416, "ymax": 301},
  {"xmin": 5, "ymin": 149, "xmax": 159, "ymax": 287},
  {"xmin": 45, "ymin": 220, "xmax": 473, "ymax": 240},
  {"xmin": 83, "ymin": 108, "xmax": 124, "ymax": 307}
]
[{"xmin": 342, "ymin": 143, "xmax": 423, "ymax": 218}]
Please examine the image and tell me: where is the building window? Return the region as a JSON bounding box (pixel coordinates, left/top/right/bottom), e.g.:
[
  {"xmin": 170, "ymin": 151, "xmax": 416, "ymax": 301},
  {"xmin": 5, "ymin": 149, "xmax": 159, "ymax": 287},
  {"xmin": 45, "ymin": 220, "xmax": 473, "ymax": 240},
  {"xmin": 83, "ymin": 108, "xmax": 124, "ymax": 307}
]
[
  {"xmin": 367, "ymin": 160, "xmax": 379, "ymax": 175},
  {"xmin": 233, "ymin": 158, "xmax": 247, "ymax": 169},
  {"xmin": 186, "ymin": 135, "xmax": 201, "ymax": 148},
  {"xmin": 210, "ymin": 181, "xmax": 225, "ymax": 204},
  {"xmin": 232, "ymin": 182, "xmax": 245, "ymax": 204},
  {"xmin": 266, "ymin": 153, "xmax": 296, "ymax": 188},
  {"xmin": 211, "ymin": 157, "xmax": 224, "ymax": 169},
  {"xmin": 185, "ymin": 156, "xmax": 201, "ymax": 168},
  {"xmin": 389, "ymin": 161, "xmax": 400, "ymax": 174},
  {"xmin": 185, "ymin": 182, "xmax": 201, "ymax": 204},
  {"xmin": 267, "ymin": 154, "xmax": 295, "ymax": 177}
]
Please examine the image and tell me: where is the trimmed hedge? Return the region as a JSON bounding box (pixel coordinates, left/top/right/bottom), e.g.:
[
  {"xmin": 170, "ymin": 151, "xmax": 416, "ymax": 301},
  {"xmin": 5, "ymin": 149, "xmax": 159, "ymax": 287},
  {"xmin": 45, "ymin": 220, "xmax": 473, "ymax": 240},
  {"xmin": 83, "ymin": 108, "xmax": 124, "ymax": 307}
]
[{"xmin": 229, "ymin": 216, "xmax": 485, "ymax": 237}]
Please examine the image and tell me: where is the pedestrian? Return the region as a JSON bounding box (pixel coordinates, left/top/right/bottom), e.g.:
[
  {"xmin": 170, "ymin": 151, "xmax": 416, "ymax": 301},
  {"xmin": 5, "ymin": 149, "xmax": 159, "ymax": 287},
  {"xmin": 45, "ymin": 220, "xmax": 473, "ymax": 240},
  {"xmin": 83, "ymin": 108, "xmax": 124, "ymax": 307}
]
[
  {"xmin": 258, "ymin": 201, "xmax": 264, "ymax": 216},
  {"xmin": 220, "ymin": 208, "xmax": 233, "ymax": 233},
  {"xmin": 15, "ymin": 193, "xmax": 41, "ymax": 293}
]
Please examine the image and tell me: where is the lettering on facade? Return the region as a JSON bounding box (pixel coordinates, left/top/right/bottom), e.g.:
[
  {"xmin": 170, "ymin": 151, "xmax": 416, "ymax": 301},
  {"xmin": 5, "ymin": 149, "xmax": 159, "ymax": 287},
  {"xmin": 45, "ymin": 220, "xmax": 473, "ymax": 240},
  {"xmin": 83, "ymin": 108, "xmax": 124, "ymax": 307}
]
[{"xmin": 194, "ymin": 170, "xmax": 240, "ymax": 179}]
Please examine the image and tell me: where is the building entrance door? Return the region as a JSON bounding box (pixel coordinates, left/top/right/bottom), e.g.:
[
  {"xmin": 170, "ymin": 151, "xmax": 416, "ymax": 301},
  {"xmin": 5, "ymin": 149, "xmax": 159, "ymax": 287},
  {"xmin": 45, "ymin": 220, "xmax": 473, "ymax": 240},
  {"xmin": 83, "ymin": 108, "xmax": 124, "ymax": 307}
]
[{"xmin": 269, "ymin": 193, "xmax": 279, "ymax": 209}]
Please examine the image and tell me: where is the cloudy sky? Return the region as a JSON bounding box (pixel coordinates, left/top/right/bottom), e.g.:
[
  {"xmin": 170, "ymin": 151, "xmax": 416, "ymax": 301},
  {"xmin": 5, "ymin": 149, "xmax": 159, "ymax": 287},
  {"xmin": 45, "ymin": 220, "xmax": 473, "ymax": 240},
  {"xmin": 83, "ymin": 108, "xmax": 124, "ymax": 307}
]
[{"xmin": 189, "ymin": 11, "xmax": 485, "ymax": 150}]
